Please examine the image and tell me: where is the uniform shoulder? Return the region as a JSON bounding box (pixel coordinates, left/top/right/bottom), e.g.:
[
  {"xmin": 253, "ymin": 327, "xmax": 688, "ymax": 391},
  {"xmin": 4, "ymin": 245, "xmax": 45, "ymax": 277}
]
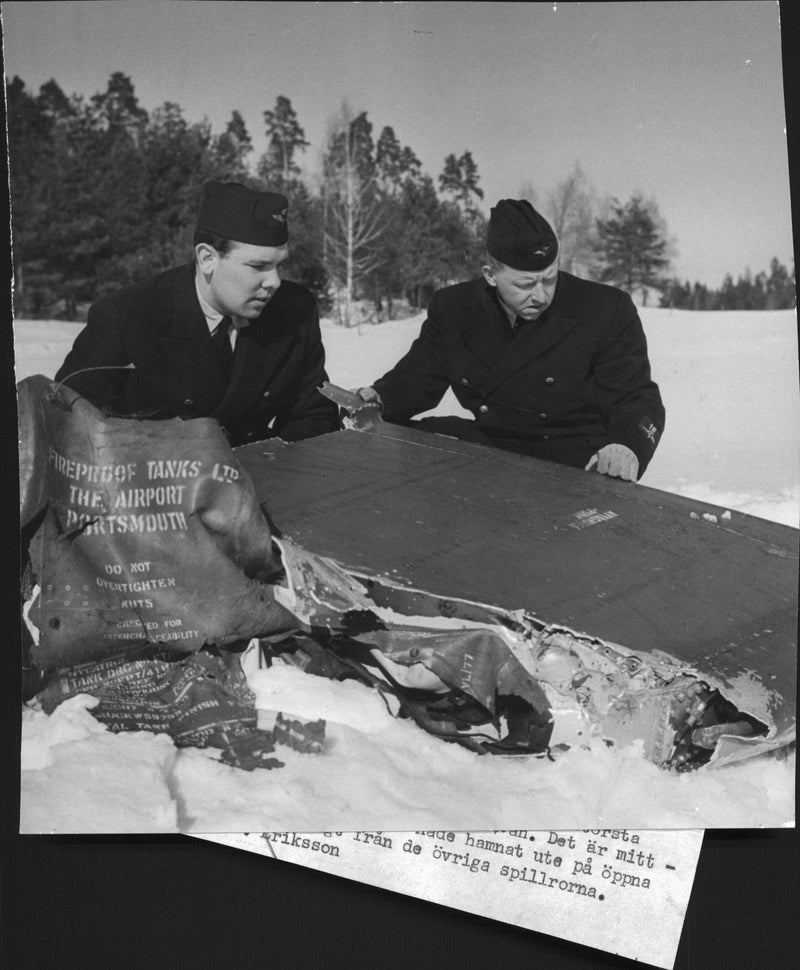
[
  {"xmin": 89, "ymin": 264, "xmax": 187, "ymax": 319},
  {"xmin": 431, "ymin": 277, "xmax": 484, "ymax": 309},
  {"xmin": 558, "ymin": 272, "xmax": 635, "ymax": 313},
  {"xmin": 274, "ymin": 278, "xmax": 317, "ymax": 308},
  {"xmin": 276, "ymin": 280, "xmax": 316, "ymax": 303},
  {"xmin": 559, "ymin": 271, "xmax": 626, "ymax": 297}
]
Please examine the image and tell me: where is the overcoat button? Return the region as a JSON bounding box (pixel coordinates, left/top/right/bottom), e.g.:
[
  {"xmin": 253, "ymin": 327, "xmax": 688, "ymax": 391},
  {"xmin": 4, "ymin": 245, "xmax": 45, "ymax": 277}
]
[
  {"xmin": 479, "ymin": 404, "xmax": 489, "ymax": 414},
  {"xmin": 263, "ymin": 390, "xmax": 271, "ymax": 398},
  {"xmin": 543, "ymin": 435, "xmax": 550, "ymax": 440},
  {"xmin": 545, "ymin": 377, "xmax": 555, "ymax": 384},
  {"xmin": 460, "ymin": 377, "xmax": 469, "ymax": 385},
  {"xmin": 183, "ymin": 398, "xmax": 194, "ymax": 406},
  {"xmin": 538, "ymin": 412, "xmax": 548, "ymax": 420}
]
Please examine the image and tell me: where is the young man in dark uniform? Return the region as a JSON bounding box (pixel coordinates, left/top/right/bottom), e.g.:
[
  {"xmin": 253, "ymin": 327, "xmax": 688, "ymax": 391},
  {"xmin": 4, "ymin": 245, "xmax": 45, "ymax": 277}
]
[
  {"xmin": 56, "ymin": 181, "xmax": 339, "ymax": 446},
  {"xmin": 358, "ymin": 199, "xmax": 664, "ymax": 481}
]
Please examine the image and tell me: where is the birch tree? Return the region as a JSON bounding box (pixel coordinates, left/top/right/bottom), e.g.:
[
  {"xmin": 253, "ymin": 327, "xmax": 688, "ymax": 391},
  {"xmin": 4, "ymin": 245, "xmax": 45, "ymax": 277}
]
[
  {"xmin": 543, "ymin": 164, "xmax": 598, "ymax": 276},
  {"xmin": 321, "ymin": 106, "xmax": 387, "ymax": 325}
]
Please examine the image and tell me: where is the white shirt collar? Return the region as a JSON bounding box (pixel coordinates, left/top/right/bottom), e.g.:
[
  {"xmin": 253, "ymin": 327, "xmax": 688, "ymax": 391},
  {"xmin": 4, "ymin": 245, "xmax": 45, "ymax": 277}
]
[
  {"xmin": 195, "ymin": 276, "xmax": 225, "ymax": 332},
  {"xmin": 194, "ymin": 273, "xmax": 248, "ymax": 346}
]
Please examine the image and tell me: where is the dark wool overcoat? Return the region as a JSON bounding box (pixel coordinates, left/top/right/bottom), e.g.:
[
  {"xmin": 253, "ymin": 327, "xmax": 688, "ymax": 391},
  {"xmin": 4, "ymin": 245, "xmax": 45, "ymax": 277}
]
[
  {"xmin": 55, "ymin": 264, "xmax": 339, "ymax": 446},
  {"xmin": 373, "ymin": 273, "xmax": 665, "ymax": 476}
]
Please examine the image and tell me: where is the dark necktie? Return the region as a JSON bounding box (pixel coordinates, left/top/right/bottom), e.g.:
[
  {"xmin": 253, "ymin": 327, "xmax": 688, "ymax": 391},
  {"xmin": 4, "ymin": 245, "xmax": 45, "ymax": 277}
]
[{"xmin": 212, "ymin": 316, "xmax": 234, "ymax": 377}]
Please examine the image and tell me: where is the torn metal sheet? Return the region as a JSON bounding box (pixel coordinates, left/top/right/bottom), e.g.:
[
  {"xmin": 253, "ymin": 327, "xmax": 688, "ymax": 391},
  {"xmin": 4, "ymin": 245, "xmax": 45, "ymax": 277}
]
[
  {"xmin": 266, "ymin": 539, "xmax": 779, "ymax": 769},
  {"xmin": 236, "ymin": 422, "xmax": 797, "ymax": 767}
]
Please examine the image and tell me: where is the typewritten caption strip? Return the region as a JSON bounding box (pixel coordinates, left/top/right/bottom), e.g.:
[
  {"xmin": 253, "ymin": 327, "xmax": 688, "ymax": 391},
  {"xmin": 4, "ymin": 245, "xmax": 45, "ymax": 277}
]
[{"xmin": 199, "ymin": 828, "xmax": 703, "ymax": 968}]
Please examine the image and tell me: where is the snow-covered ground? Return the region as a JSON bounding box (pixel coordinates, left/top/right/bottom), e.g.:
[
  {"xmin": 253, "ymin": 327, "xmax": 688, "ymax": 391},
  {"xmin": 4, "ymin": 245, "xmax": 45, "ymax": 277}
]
[{"xmin": 14, "ymin": 306, "xmax": 798, "ymax": 832}]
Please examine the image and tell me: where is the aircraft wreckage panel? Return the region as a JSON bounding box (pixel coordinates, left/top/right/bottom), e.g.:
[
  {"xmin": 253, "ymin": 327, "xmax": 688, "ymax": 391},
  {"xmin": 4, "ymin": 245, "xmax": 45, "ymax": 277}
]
[{"xmin": 236, "ymin": 425, "xmax": 797, "ymax": 736}]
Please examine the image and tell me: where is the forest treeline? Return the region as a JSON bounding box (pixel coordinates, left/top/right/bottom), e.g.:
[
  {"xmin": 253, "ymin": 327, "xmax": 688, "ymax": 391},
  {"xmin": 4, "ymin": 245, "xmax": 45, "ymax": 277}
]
[{"xmin": 6, "ymin": 73, "xmax": 796, "ymax": 322}]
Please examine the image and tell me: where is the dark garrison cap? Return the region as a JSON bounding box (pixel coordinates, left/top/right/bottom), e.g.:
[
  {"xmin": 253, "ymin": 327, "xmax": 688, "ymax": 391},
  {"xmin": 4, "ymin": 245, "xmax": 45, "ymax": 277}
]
[
  {"xmin": 197, "ymin": 181, "xmax": 289, "ymax": 246},
  {"xmin": 487, "ymin": 199, "xmax": 558, "ymax": 271}
]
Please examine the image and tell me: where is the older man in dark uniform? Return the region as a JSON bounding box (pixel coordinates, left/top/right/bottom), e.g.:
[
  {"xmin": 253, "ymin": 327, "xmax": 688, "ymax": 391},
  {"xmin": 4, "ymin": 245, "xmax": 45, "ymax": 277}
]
[
  {"xmin": 358, "ymin": 199, "xmax": 664, "ymax": 481},
  {"xmin": 56, "ymin": 181, "xmax": 339, "ymax": 446}
]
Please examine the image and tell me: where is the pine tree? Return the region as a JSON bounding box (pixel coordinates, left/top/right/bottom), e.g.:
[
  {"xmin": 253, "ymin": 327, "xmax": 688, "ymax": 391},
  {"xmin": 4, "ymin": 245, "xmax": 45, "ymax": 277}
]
[
  {"xmin": 88, "ymin": 71, "xmax": 148, "ymax": 138},
  {"xmin": 437, "ymin": 151, "xmax": 486, "ymax": 275},
  {"xmin": 9, "ymin": 74, "xmax": 152, "ymax": 314},
  {"xmin": 765, "ymin": 257, "xmax": 796, "ymax": 309},
  {"xmin": 394, "ymin": 176, "xmax": 477, "ymax": 309},
  {"xmin": 279, "ymin": 180, "xmax": 329, "ymax": 308},
  {"xmin": 64, "ymin": 73, "xmax": 152, "ymax": 298},
  {"xmin": 718, "ymin": 273, "xmax": 736, "ymax": 309},
  {"xmin": 594, "ymin": 194, "xmax": 670, "ymax": 303},
  {"xmin": 213, "ymin": 110, "xmax": 253, "ymax": 178},
  {"xmin": 6, "ymin": 76, "xmax": 62, "ymax": 314},
  {"xmin": 253, "ymin": 97, "xmax": 326, "ymax": 302},
  {"xmin": 137, "ymin": 103, "xmax": 227, "ymax": 280},
  {"xmin": 367, "ymin": 126, "xmax": 423, "ymax": 316},
  {"xmin": 375, "ymin": 126, "xmax": 421, "ymax": 196},
  {"xmin": 438, "ymin": 150, "xmax": 484, "ymax": 217},
  {"xmin": 260, "ymin": 95, "xmax": 309, "ymax": 184},
  {"xmin": 659, "ymin": 278, "xmax": 693, "ymax": 309},
  {"xmin": 692, "ymin": 282, "xmax": 712, "ymax": 311},
  {"xmin": 326, "ymin": 111, "xmax": 376, "ymax": 184}
]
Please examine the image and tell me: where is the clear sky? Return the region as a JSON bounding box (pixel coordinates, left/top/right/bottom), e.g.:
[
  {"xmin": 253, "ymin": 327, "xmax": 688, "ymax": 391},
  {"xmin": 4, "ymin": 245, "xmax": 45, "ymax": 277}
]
[{"xmin": 2, "ymin": 0, "xmax": 794, "ymax": 288}]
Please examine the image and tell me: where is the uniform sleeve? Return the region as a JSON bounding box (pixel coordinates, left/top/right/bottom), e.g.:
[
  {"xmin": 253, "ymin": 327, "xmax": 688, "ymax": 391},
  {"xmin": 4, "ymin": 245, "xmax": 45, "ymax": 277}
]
[
  {"xmin": 271, "ymin": 301, "xmax": 340, "ymax": 441},
  {"xmin": 372, "ymin": 295, "xmax": 451, "ymax": 422},
  {"xmin": 594, "ymin": 291, "xmax": 665, "ymax": 476},
  {"xmin": 53, "ymin": 297, "xmax": 132, "ymax": 413}
]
